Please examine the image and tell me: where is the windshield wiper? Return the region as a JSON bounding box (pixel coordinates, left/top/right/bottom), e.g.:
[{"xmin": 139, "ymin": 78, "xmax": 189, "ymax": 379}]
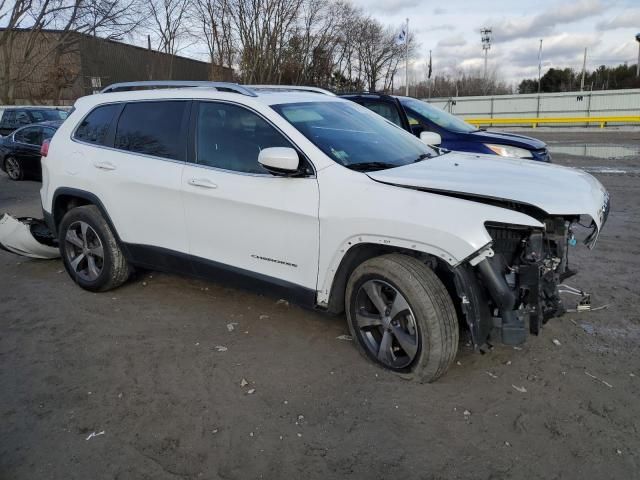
[
  {"xmin": 413, "ymin": 153, "xmax": 432, "ymax": 163},
  {"xmin": 347, "ymin": 162, "xmax": 397, "ymax": 172}
]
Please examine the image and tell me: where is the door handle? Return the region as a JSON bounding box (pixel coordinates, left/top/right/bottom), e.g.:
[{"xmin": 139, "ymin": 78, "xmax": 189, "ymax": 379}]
[
  {"xmin": 94, "ymin": 161, "xmax": 116, "ymax": 171},
  {"xmin": 188, "ymin": 178, "xmax": 218, "ymax": 189}
]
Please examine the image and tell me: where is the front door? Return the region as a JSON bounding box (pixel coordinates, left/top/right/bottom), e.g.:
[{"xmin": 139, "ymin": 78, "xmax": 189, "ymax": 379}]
[{"xmin": 181, "ymin": 101, "xmax": 320, "ymax": 294}]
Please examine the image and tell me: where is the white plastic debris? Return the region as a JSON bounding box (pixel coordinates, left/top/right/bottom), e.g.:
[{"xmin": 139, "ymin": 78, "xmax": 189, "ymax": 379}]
[
  {"xmin": 336, "ymin": 334, "xmax": 353, "ymax": 341},
  {"xmin": 227, "ymin": 322, "xmax": 238, "ymax": 332},
  {"xmin": 512, "ymin": 385, "xmax": 527, "ymax": 393},
  {"xmin": 86, "ymin": 431, "xmax": 105, "ymax": 441},
  {"xmin": 259, "ymin": 314, "xmax": 270, "ymax": 320},
  {"xmin": 552, "ymin": 339, "xmax": 561, "ymax": 346},
  {"xmin": 585, "ymin": 371, "xmax": 613, "ymax": 388},
  {"xmin": 486, "ymin": 371, "xmax": 498, "ymax": 379},
  {"xmin": 240, "ymin": 378, "xmax": 249, "ymax": 387},
  {"xmin": 214, "ymin": 345, "xmax": 228, "ymax": 352},
  {"xmin": 463, "ymin": 410, "xmax": 471, "ymax": 417},
  {"xmin": 247, "ymin": 388, "xmax": 256, "ymax": 395},
  {"xmin": 0, "ymin": 214, "xmax": 60, "ymax": 259}
]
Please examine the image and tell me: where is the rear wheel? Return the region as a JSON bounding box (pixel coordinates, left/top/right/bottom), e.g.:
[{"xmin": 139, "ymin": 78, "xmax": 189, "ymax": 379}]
[
  {"xmin": 345, "ymin": 253, "xmax": 459, "ymax": 383},
  {"xmin": 4, "ymin": 157, "xmax": 23, "ymax": 181},
  {"xmin": 59, "ymin": 205, "xmax": 130, "ymax": 292}
]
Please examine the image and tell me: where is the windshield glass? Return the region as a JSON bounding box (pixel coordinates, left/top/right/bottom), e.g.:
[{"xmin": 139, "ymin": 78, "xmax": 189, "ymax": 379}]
[
  {"xmin": 272, "ymin": 101, "xmax": 438, "ymax": 171},
  {"xmin": 400, "ymin": 97, "xmax": 477, "ymax": 133}
]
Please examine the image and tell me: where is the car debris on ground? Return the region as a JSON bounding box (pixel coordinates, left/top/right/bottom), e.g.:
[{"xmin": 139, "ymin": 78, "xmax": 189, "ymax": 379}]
[{"xmin": 0, "ymin": 214, "xmax": 59, "ymax": 259}]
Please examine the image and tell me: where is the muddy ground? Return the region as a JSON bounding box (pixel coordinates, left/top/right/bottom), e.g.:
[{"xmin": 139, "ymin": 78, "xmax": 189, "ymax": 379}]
[{"xmin": 1, "ymin": 129, "xmax": 639, "ymax": 479}]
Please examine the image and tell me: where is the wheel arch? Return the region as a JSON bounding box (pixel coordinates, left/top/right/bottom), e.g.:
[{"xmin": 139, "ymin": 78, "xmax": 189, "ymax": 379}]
[
  {"xmin": 51, "ymin": 188, "xmax": 126, "ymax": 252},
  {"xmin": 321, "ymin": 238, "xmax": 460, "ymax": 315}
]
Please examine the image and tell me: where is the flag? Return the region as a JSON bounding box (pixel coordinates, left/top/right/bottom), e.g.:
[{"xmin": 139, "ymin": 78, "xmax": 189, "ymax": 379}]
[
  {"xmin": 395, "ymin": 22, "xmax": 407, "ymax": 45},
  {"xmin": 428, "ymin": 50, "xmax": 432, "ymax": 79}
]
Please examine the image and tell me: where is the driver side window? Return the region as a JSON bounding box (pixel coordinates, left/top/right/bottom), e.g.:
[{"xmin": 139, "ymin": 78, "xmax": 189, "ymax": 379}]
[{"xmin": 195, "ymin": 102, "xmax": 291, "ymax": 174}]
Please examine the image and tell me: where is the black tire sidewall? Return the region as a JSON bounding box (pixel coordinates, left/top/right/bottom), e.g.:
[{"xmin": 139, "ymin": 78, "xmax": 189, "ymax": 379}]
[{"xmin": 59, "ymin": 208, "xmax": 117, "ymax": 291}]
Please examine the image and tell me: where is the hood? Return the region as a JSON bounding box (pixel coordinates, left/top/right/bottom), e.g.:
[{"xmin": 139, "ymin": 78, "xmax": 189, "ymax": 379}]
[
  {"xmin": 367, "ymin": 152, "xmax": 609, "ymax": 232},
  {"xmin": 469, "ymin": 130, "xmax": 547, "ymax": 150}
]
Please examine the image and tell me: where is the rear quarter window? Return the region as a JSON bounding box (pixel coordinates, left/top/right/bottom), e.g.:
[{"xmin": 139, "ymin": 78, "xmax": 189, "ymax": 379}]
[{"xmin": 74, "ymin": 104, "xmax": 119, "ymax": 145}]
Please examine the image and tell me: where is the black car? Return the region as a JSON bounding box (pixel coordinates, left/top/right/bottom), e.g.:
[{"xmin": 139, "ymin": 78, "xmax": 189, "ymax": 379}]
[
  {"xmin": 341, "ymin": 93, "xmax": 551, "ymax": 162},
  {"xmin": 0, "ymin": 107, "xmax": 68, "ymax": 136},
  {"xmin": 0, "ymin": 121, "xmax": 62, "ymax": 181}
]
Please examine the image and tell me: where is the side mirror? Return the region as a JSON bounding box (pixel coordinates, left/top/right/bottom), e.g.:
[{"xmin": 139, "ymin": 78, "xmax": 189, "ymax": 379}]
[
  {"xmin": 419, "ymin": 131, "xmax": 442, "ymax": 146},
  {"xmin": 258, "ymin": 147, "xmax": 300, "ymax": 175}
]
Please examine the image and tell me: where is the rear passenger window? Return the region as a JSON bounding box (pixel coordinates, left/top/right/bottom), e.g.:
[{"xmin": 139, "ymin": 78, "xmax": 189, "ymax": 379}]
[
  {"xmin": 196, "ymin": 102, "xmax": 291, "ymax": 173},
  {"xmin": 75, "ymin": 104, "xmax": 118, "ymax": 145},
  {"xmin": 115, "ymin": 101, "xmax": 187, "ymax": 161}
]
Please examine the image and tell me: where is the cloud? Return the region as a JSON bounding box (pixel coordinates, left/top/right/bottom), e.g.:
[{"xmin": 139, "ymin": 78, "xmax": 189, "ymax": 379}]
[
  {"xmin": 486, "ymin": 0, "xmax": 607, "ymax": 41},
  {"xmin": 437, "ymin": 35, "xmax": 467, "ymax": 47},
  {"xmin": 596, "ymin": 10, "xmax": 640, "ymax": 30},
  {"xmin": 433, "ymin": 7, "xmax": 446, "ymax": 15},
  {"xmin": 367, "ymin": 0, "xmax": 421, "ymax": 13}
]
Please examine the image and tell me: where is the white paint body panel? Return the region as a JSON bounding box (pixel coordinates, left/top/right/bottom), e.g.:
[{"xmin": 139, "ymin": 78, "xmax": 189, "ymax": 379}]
[
  {"xmin": 368, "ymin": 152, "xmax": 609, "ymax": 231},
  {"xmin": 41, "ymin": 88, "xmax": 609, "ymax": 306}
]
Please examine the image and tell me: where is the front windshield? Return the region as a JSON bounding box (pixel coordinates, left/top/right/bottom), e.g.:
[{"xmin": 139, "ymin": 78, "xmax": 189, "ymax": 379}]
[
  {"xmin": 400, "ymin": 97, "xmax": 477, "ymax": 134},
  {"xmin": 272, "ymin": 101, "xmax": 438, "ymax": 171}
]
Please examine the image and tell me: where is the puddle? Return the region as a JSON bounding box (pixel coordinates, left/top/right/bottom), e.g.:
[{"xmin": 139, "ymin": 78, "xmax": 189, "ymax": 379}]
[{"xmin": 549, "ymin": 143, "xmax": 640, "ymax": 159}]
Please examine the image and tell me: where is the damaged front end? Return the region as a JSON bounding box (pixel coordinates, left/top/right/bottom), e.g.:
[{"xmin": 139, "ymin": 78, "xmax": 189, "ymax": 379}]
[
  {"xmin": 0, "ymin": 214, "xmax": 60, "ymax": 259},
  {"xmin": 454, "ymin": 216, "xmax": 601, "ymax": 349}
]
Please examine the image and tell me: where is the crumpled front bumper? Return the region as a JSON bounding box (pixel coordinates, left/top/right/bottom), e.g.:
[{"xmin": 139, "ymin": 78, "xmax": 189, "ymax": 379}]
[{"xmin": 0, "ymin": 214, "xmax": 60, "ymax": 259}]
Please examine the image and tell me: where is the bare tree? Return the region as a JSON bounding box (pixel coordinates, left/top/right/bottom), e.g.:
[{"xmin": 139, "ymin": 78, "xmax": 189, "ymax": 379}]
[
  {"xmin": 0, "ymin": 0, "xmax": 143, "ymax": 104},
  {"xmin": 188, "ymin": 0, "xmax": 234, "ymax": 77}
]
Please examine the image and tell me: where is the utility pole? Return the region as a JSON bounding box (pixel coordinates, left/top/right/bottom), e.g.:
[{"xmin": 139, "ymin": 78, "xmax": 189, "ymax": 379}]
[
  {"xmin": 537, "ymin": 39, "xmax": 543, "ymax": 93},
  {"xmin": 636, "ymin": 33, "xmax": 640, "ymax": 77},
  {"xmin": 405, "ymin": 18, "xmax": 409, "ymax": 96},
  {"xmin": 580, "ymin": 47, "xmax": 587, "ymax": 91}
]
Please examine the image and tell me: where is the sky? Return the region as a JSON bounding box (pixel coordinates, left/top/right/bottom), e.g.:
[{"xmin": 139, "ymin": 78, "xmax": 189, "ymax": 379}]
[{"xmin": 351, "ymin": 0, "xmax": 640, "ymax": 87}]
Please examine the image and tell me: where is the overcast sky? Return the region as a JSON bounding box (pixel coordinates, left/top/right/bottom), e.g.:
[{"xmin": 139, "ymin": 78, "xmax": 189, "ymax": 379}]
[{"xmin": 352, "ymin": 0, "xmax": 640, "ymax": 86}]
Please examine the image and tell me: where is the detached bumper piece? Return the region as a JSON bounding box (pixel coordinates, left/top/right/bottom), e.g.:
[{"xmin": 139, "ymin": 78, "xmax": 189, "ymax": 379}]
[{"xmin": 0, "ymin": 213, "xmax": 60, "ymax": 259}]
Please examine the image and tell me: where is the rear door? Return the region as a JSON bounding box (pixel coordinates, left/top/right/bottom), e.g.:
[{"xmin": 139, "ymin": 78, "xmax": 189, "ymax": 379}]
[
  {"xmin": 181, "ymin": 101, "xmax": 320, "ymax": 293},
  {"xmin": 74, "ymin": 100, "xmax": 191, "ymax": 264}
]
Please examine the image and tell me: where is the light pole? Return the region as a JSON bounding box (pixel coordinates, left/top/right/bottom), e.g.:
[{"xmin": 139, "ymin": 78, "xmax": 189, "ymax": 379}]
[
  {"xmin": 537, "ymin": 39, "xmax": 543, "ymax": 93},
  {"xmin": 636, "ymin": 33, "xmax": 640, "ymax": 78},
  {"xmin": 481, "ymin": 28, "xmax": 492, "ymax": 81}
]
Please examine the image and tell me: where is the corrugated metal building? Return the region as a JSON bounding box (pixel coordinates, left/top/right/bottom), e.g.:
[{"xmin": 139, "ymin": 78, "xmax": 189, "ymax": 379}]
[{"xmin": 0, "ymin": 29, "xmax": 233, "ymax": 105}]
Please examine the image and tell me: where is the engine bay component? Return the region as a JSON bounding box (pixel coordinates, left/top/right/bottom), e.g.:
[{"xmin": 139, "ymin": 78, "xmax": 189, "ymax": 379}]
[{"xmin": 0, "ymin": 213, "xmax": 60, "ymax": 259}]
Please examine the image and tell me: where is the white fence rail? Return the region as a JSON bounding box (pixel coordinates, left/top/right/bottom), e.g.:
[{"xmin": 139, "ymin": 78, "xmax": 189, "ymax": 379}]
[{"xmin": 426, "ymin": 88, "xmax": 640, "ymax": 123}]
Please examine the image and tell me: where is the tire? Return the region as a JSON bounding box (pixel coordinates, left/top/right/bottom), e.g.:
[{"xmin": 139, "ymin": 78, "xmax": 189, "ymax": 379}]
[
  {"xmin": 4, "ymin": 157, "xmax": 23, "ymax": 181},
  {"xmin": 345, "ymin": 253, "xmax": 459, "ymax": 383},
  {"xmin": 59, "ymin": 205, "xmax": 130, "ymax": 292}
]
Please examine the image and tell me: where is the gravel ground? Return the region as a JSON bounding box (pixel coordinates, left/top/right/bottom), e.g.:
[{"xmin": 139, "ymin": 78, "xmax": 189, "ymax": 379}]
[{"xmin": 1, "ymin": 129, "xmax": 639, "ymax": 479}]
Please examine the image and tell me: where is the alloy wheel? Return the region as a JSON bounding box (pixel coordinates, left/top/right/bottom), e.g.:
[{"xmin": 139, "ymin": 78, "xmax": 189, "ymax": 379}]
[
  {"xmin": 64, "ymin": 221, "xmax": 104, "ymax": 282},
  {"xmin": 354, "ymin": 279, "xmax": 419, "ymax": 369},
  {"xmin": 5, "ymin": 157, "xmax": 21, "ymax": 180}
]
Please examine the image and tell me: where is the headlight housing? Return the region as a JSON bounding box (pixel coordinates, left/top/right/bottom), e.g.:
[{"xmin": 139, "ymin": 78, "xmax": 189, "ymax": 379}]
[{"xmin": 485, "ymin": 144, "xmax": 534, "ymax": 159}]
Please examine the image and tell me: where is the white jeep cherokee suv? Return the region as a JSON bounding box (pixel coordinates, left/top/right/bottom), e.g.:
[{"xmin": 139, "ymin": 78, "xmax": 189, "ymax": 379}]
[{"xmin": 41, "ymin": 82, "xmax": 610, "ymax": 382}]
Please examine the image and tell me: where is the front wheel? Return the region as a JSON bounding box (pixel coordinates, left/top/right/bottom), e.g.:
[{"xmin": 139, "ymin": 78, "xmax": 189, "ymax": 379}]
[{"xmin": 345, "ymin": 254, "xmax": 459, "ymax": 383}]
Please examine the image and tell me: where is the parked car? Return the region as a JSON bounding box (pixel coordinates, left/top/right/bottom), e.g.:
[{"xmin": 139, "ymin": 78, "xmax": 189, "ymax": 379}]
[
  {"xmin": 40, "ymin": 81, "xmax": 608, "ymax": 382},
  {"xmin": 0, "ymin": 120, "xmax": 62, "ymax": 181},
  {"xmin": 341, "ymin": 93, "xmax": 551, "ymax": 162},
  {"xmin": 0, "ymin": 107, "xmax": 68, "ymax": 137}
]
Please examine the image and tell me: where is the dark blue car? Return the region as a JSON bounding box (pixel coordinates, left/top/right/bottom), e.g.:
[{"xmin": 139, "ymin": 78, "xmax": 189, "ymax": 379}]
[{"xmin": 341, "ymin": 94, "xmax": 551, "ymax": 162}]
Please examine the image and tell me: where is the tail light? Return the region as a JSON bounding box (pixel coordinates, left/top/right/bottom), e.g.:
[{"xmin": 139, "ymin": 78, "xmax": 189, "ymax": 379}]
[{"xmin": 40, "ymin": 138, "xmax": 50, "ymax": 157}]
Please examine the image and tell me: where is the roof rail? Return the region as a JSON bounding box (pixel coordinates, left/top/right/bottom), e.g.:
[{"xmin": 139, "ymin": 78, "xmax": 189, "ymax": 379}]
[
  {"xmin": 247, "ymin": 85, "xmax": 336, "ymax": 96},
  {"xmin": 100, "ymin": 81, "xmax": 258, "ymax": 97}
]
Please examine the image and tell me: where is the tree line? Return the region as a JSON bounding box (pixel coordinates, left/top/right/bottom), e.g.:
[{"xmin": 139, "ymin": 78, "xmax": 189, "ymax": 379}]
[
  {"xmin": 0, "ymin": 0, "xmax": 415, "ymax": 104},
  {"xmin": 518, "ymin": 64, "xmax": 640, "ymax": 94}
]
